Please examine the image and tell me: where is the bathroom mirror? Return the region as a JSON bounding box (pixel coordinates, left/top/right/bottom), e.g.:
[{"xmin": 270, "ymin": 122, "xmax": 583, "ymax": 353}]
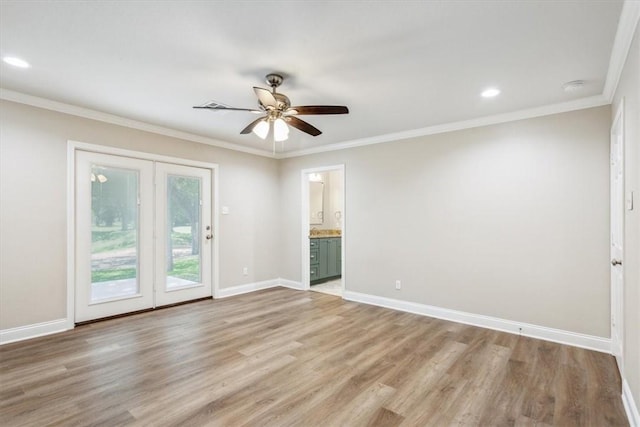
[{"xmin": 309, "ymin": 181, "xmax": 324, "ymax": 225}]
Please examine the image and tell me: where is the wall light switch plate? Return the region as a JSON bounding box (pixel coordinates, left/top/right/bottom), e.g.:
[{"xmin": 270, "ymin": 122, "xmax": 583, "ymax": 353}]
[
  {"xmin": 626, "ymin": 191, "xmax": 634, "ymax": 211},
  {"xmin": 221, "ymin": 206, "xmax": 230, "ymax": 215}
]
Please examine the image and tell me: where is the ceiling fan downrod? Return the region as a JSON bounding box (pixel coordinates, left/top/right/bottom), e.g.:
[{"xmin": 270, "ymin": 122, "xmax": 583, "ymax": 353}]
[{"xmin": 265, "ymin": 73, "xmax": 283, "ymax": 93}]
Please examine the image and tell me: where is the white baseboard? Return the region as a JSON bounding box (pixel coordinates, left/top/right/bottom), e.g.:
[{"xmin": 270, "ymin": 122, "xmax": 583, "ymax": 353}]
[
  {"xmin": 0, "ymin": 318, "xmax": 71, "ymax": 345},
  {"xmin": 342, "ymin": 290, "xmax": 611, "ymax": 354},
  {"xmin": 215, "ymin": 278, "xmax": 304, "ymax": 298},
  {"xmin": 215, "ymin": 279, "xmax": 279, "ymax": 298},
  {"xmin": 278, "ymin": 278, "xmax": 304, "ymax": 291},
  {"xmin": 623, "ymin": 379, "xmax": 640, "ymax": 427}
]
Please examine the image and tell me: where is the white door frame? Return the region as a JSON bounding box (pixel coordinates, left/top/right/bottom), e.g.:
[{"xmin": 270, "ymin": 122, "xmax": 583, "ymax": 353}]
[
  {"xmin": 300, "ymin": 165, "xmax": 345, "ymax": 292},
  {"xmin": 610, "ymin": 100, "xmax": 624, "ymax": 367},
  {"xmin": 67, "ymin": 140, "xmax": 219, "ymax": 327}
]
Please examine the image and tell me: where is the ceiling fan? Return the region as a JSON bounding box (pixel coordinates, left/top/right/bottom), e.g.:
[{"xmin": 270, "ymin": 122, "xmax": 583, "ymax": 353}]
[{"xmin": 193, "ymin": 73, "xmax": 349, "ymax": 142}]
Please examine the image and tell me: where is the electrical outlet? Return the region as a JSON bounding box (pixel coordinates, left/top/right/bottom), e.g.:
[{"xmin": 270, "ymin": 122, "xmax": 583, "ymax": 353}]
[
  {"xmin": 242, "ymin": 267, "xmax": 248, "ymax": 276},
  {"xmin": 395, "ymin": 280, "xmax": 401, "ymax": 290}
]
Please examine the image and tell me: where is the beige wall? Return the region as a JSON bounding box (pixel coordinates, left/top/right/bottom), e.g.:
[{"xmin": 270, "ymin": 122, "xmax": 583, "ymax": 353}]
[
  {"xmin": 281, "ymin": 106, "xmax": 611, "ymax": 337},
  {"xmin": 613, "ymin": 21, "xmax": 640, "ymax": 416},
  {"xmin": 0, "ymin": 100, "xmax": 280, "ymax": 329}
]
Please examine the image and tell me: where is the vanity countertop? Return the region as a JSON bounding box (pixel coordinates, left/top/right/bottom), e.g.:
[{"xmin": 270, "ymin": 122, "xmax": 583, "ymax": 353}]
[{"xmin": 309, "ymin": 229, "xmax": 341, "ymax": 239}]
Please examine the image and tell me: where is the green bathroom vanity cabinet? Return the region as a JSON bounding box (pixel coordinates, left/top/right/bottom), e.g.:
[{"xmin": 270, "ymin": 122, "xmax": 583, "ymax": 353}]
[{"xmin": 310, "ymin": 237, "xmax": 341, "ymax": 284}]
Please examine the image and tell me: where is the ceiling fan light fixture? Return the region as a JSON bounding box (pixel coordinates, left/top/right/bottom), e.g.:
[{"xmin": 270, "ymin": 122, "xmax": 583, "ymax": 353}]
[
  {"xmin": 252, "ymin": 120, "xmax": 269, "ymax": 139},
  {"xmin": 274, "ymin": 118, "xmax": 289, "ymax": 142}
]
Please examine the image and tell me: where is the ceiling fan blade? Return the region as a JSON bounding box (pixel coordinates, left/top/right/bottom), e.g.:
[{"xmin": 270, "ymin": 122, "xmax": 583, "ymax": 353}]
[
  {"xmin": 287, "ymin": 105, "xmax": 349, "ymax": 115},
  {"xmin": 193, "ymin": 101, "xmax": 261, "ymax": 113},
  {"xmin": 253, "ymin": 87, "xmax": 277, "ymax": 108},
  {"xmin": 240, "ymin": 116, "xmax": 267, "ymax": 134},
  {"xmin": 286, "ymin": 116, "xmax": 322, "ymax": 136}
]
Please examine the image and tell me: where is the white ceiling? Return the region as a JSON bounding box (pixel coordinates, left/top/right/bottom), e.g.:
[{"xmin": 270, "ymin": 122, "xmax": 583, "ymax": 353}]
[{"xmin": 0, "ymin": 1, "xmax": 624, "ymax": 155}]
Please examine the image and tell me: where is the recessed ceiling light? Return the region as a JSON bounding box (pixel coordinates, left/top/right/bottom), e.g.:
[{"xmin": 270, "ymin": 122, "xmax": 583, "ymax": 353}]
[
  {"xmin": 562, "ymin": 80, "xmax": 585, "ymax": 92},
  {"xmin": 2, "ymin": 56, "xmax": 30, "ymax": 68},
  {"xmin": 481, "ymin": 88, "xmax": 500, "ymax": 98}
]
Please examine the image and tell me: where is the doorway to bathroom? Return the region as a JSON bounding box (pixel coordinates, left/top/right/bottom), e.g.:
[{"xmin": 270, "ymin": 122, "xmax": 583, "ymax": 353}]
[{"xmin": 301, "ymin": 165, "xmax": 345, "ymax": 297}]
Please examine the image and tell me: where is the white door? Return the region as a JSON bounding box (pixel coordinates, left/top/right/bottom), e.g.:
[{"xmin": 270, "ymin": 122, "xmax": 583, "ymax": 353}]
[
  {"xmin": 155, "ymin": 163, "xmax": 212, "ymax": 306},
  {"xmin": 75, "ymin": 151, "xmax": 154, "ymax": 322},
  {"xmin": 610, "ymin": 106, "xmax": 624, "ymax": 362}
]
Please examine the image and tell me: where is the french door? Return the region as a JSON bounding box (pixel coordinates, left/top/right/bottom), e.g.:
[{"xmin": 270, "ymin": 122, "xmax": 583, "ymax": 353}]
[
  {"xmin": 75, "ymin": 151, "xmax": 213, "ymax": 323},
  {"xmin": 155, "ymin": 162, "xmax": 212, "ymax": 307}
]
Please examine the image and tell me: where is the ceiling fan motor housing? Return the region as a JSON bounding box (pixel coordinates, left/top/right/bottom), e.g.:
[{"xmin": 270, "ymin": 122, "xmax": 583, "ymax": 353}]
[{"xmin": 273, "ymin": 93, "xmax": 290, "ymax": 110}]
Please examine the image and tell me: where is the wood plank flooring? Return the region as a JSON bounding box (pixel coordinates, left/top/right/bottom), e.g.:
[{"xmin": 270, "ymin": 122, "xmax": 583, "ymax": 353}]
[{"xmin": 0, "ymin": 287, "xmax": 628, "ymax": 426}]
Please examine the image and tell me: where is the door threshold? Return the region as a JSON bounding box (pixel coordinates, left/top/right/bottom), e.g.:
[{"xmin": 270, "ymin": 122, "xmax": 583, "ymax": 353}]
[{"xmin": 75, "ymin": 296, "xmax": 213, "ymax": 326}]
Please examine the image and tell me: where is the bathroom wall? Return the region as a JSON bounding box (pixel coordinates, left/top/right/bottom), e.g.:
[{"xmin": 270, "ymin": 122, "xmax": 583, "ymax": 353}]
[{"xmin": 309, "ymin": 170, "xmax": 343, "ymax": 230}]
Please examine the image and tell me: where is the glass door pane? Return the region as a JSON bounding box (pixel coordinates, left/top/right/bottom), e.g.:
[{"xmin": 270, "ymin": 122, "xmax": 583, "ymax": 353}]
[
  {"xmin": 166, "ymin": 175, "xmax": 201, "ymax": 290},
  {"xmin": 90, "ymin": 165, "xmax": 140, "ymax": 302}
]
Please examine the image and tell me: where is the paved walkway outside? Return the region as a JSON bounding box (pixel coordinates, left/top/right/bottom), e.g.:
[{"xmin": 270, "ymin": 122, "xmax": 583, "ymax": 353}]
[{"xmin": 91, "ymin": 276, "xmax": 198, "ymax": 302}]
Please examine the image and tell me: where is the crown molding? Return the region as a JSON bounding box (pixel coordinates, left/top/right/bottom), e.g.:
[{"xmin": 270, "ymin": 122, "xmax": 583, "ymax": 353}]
[
  {"xmin": 278, "ymin": 94, "xmax": 610, "ymax": 159},
  {"xmin": 0, "ymin": 88, "xmax": 276, "ymax": 159},
  {"xmin": 603, "ymin": 0, "xmax": 640, "ymax": 101},
  {"xmin": 2, "ymin": 87, "xmax": 610, "ymax": 161}
]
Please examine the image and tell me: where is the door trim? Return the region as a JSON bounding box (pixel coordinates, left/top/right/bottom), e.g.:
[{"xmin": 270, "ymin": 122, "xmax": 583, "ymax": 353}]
[
  {"xmin": 300, "ymin": 165, "xmax": 345, "ymax": 293},
  {"xmin": 67, "ymin": 140, "xmax": 219, "ymax": 326}
]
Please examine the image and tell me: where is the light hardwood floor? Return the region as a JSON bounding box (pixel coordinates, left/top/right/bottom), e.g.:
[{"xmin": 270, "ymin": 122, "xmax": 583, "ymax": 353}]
[{"xmin": 0, "ymin": 287, "xmax": 628, "ymax": 426}]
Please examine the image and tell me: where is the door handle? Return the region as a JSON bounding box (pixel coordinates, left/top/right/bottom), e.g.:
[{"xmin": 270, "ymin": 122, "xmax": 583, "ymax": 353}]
[{"xmin": 611, "ymin": 259, "xmax": 622, "ymax": 266}]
